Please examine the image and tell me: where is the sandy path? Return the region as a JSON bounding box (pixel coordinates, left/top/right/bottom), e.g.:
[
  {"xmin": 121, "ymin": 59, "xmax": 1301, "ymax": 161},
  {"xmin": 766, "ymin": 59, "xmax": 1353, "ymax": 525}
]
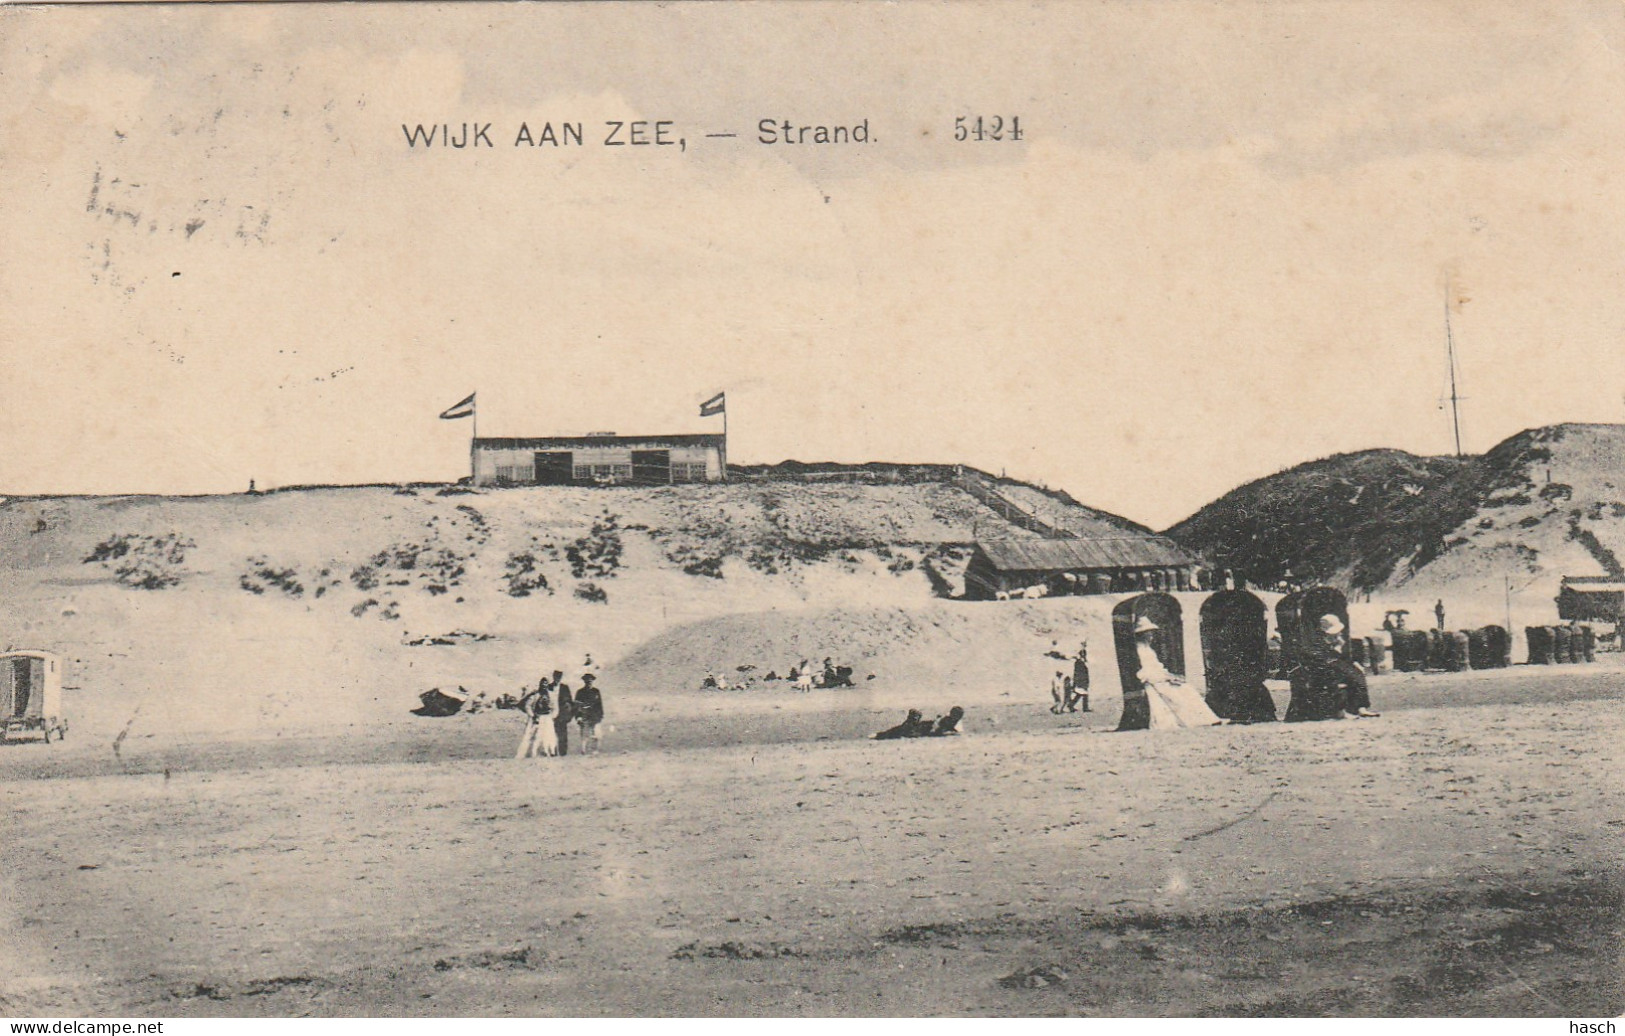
[
  {"xmin": 1, "ymin": 662, "xmax": 1619, "ymax": 782},
  {"xmin": 1, "ymin": 695, "xmax": 1620, "ymax": 1016}
]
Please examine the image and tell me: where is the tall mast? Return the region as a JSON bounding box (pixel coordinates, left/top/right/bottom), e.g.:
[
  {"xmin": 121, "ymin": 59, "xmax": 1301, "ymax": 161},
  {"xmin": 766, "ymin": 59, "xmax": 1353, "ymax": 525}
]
[{"xmin": 1444, "ymin": 286, "xmax": 1463, "ymax": 458}]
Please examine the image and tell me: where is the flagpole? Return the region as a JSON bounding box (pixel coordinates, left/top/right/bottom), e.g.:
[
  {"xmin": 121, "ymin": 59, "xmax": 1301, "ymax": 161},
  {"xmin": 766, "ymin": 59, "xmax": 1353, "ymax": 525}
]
[
  {"xmin": 470, "ymin": 394, "xmax": 478, "ymax": 484},
  {"xmin": 700, "ymin": 390, "xmax": 727, "ymax": 480}
]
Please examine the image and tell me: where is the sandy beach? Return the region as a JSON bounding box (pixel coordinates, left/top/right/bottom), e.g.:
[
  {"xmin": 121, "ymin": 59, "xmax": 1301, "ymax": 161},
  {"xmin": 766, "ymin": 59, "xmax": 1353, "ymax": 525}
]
[{"xmin": 2, "ymin": 663, "xmax": 1620, "ymax": 1017}]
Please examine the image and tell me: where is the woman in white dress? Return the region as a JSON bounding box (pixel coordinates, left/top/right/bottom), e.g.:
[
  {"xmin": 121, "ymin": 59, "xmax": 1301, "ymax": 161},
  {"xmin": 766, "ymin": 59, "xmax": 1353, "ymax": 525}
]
[
  {"xmin": 1133, "ymin": 617, "xmax": 1227, "ymax": 729},
  {"xmin": 515, "ymin": 677, "xmax": 559, "ymax": 758}
]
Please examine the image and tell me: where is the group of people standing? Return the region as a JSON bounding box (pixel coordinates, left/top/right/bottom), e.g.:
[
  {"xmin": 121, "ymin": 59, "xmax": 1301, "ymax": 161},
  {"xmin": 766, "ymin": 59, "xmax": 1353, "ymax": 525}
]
[{"xmin": 516, "ymin": 664, "xmax": 607, "ymax": 758}]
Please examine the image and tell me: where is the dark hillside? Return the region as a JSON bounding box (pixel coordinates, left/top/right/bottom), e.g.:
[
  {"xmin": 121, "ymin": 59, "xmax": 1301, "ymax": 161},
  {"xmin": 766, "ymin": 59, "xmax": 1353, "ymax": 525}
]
[
  {"xmin": 1166, "ymin": 424, "xmax": 1625, "ymax": 595},
  {"xmin": 1166, "ymin": 449, "xmax": 1472, "ymax": 590}
]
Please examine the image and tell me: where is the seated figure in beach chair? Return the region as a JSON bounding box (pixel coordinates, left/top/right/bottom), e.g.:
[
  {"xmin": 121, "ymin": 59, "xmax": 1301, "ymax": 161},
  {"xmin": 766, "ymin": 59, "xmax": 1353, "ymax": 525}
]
[
  {"xmin": 1113, "ymin": 592, "xmax": 1207, "ymax": 731},
  {"xmin": 1132, "ymin": 618, "xmax": 1228, "ymax": 729},
  {"xmin": 1286, "ymin": 615, "xmax": 1382, "ymax": 722}
]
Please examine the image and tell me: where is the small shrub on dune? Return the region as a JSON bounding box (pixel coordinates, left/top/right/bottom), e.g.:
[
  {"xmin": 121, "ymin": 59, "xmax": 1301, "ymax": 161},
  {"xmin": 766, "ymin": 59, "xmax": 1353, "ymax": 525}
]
[
  {"xmin": 746, "ymin": 547, "xmax": 780, "ymax": 575},
  {"xmin": 83, "ymin": 532, "xmax": 195, "ymax": 590},
  {"xmin": 682, "ymin": 555, "xmax": 725, "ymax": 579},
  {"xmin": 565, "ymin": 513, "xmax": 623, "ymax": 579},
  {"xmin": 503, "ymin": 551, "xmax": 553, "ymax": 597},
  {"xmin": 240, "ymin": 557, "xmax": 305, "ymax": 597},
  {"xmin": 1538, "ymin": 482, "xmax": 1574, "ymax": 503},
  {"xmin": 452, "ymin": 504, "xmax": 492, "ymax": 546},
  {"xmin": 353, "ymin": 541, "xmax": 466, "ymax": 596}
]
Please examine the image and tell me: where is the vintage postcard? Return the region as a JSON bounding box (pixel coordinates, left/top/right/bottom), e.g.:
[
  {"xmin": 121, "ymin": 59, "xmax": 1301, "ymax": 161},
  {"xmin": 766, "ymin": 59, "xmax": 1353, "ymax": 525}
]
[{"xmin": 1, "ymin": 0, "xmax": 1621, "ymax": 1022}]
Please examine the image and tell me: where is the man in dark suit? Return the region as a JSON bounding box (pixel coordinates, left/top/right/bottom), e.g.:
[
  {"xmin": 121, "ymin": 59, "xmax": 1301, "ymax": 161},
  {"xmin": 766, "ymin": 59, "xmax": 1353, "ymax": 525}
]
[
  {"xmin": 549, "ymin": 671, "xmax": 573, "ymax": 756},
  {"xmin": 1307, "ymin": 616, "xmax": 1380, "ymax": 719},
  {"xmin": 1069, "ymin": 641, "xmax": 1091, "ymax": 712},
  {"xmin": 574, "ymin": 672, "xmax": 605, "ymax": 755}
]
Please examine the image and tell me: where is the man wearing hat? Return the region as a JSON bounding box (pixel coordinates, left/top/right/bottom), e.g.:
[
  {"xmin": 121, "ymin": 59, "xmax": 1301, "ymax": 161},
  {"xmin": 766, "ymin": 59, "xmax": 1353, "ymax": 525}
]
[
  {"xmin": 548, "ymin": 670, "xmax": 574, "ymax": 756},
  {"xmin": 1307, "ymin": 615, "xmax": 1380, "ymax": 719},
  {"xmin": 1070, "ymin": 640, "xmax": 1091, "ymax": 713},
  {"xmin": 574, "ymin": 672, "xmax": 606, "ymax": 755}
]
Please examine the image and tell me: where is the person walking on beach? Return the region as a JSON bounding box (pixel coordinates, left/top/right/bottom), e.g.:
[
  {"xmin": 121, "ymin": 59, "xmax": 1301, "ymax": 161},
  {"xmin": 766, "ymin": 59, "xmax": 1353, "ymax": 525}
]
[
  {"xmin": 574, "ymin": 672, "xmax": 605, "ymax": 755},
  {"xmin": 1050, "ymin": 670, "xmax": 1070, "ymax": 714},
  {"xmin": 1070, "ymin": 641, "xmax": 1091, "ymax": 712}
]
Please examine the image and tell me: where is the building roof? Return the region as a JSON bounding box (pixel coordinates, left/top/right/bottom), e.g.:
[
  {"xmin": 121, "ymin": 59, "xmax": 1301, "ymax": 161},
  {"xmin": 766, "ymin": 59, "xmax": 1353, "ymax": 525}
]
[
  {"xmin": 974, "ymin": 536, "xmax": 1195, "ymax": 572},
  {"xmin": 1560, "ymin": 580, "xmax": 1625, "ymax": 594},
  {"xmin": 474, "ymin": 434, "xmax": 725, "ymax": 450}
]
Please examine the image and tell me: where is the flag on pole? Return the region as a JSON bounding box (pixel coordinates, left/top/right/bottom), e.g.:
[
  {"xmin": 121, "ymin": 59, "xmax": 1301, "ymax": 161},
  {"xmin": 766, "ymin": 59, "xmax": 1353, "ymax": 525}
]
[
  {"xmin": 699, "ymin": 391, "xmax": 725, "ymax": 417},
  {"xmin": 439, "ymin": 392, "xmax": 476, "ymax": 420}
]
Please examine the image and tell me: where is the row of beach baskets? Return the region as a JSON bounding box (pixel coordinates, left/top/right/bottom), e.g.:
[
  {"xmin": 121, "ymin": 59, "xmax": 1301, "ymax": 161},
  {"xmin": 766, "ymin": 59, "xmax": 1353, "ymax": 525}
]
[
  {"xmin": 1376, "ymin": 625, "xmax": 1595, "ymax": 671},
  {"xmin": 1384, "ymin": 628, "xmax": 1513, "ymax": 672},
  {"xmin": 1524, "ymin": 624, "xmax": 1599, "ymax": 665}
]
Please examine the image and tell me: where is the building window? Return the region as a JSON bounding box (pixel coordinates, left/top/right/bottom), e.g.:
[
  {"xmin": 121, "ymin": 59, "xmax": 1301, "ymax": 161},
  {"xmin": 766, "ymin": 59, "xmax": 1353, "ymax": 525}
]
[
  {"xmin": 574, "ymin": 463, "xmax": 633, "ymax": 483},
  {"xmin": 494, "ymin": 465, "xmax": 536, "ymax": 485},
  {"xmin": 671, "ymin": 462, "xmax": 709, "ymax": 483}
]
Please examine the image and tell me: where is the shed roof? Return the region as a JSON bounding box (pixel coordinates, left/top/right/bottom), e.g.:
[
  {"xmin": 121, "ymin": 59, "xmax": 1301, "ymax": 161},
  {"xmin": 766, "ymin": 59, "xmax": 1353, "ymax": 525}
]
[
  {"xmin": 1560, "ymin": 581, "xmax": 1625, "ymax": 594},
  {"xmin": 0, "ymin": 649, "xmax": 58, "ymax": 661},
  {"xmin": 974, "ymin": 536, "xmax": 1195, "ymax": 572}
]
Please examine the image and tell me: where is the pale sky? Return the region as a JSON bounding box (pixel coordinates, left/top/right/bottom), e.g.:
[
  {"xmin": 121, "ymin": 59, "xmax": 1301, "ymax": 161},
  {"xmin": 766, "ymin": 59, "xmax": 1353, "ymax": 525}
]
[{"xmin": 3, "ymin": 1, "xmax": 1624, "ymax": 528}]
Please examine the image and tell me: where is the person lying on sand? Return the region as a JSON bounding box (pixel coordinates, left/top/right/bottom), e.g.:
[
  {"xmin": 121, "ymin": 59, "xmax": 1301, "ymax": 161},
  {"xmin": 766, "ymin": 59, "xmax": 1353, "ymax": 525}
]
[
  {"xmin": 411, "ymin": 687, "xmax": 467, "ymax": 717},
  {"xmin": 927, "ymin": 706, "xmax": 965, "ymax": 736},
  {"xmin": 873, "ymin": 709, "xmax": 931, "ymax": 740}
]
